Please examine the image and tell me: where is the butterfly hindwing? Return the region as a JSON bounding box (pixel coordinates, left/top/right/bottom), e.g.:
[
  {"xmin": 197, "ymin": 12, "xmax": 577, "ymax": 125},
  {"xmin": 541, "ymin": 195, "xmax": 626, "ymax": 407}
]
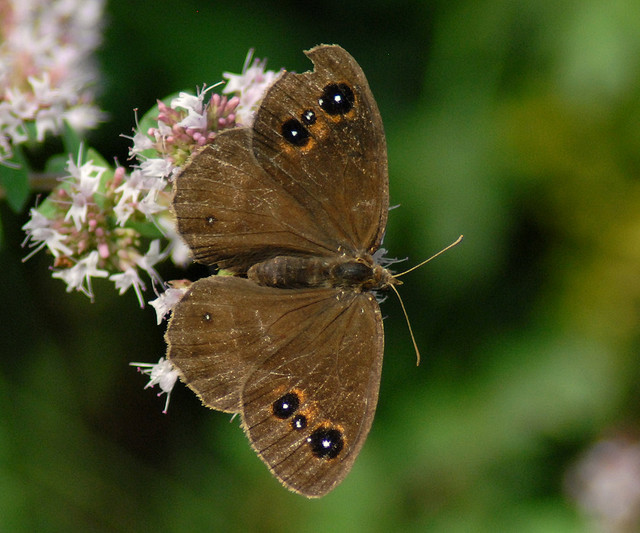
[
  {"xmin": 241, "ymin": 286, "xmax": 383, "ymax": 497},
  {"xmin": 166, "ymin": 274, "xmax": 384, "ymax": 497},
  {"xmin": 167, "ymin": 275, "xmax": 276, "ymax": 412}
]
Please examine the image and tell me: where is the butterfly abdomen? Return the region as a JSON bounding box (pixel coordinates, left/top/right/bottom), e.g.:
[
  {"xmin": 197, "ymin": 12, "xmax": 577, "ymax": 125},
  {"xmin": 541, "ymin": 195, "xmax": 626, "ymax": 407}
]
[{"xmin": 247, "ymin": 255, "xmax": 392, "ymax": 291}]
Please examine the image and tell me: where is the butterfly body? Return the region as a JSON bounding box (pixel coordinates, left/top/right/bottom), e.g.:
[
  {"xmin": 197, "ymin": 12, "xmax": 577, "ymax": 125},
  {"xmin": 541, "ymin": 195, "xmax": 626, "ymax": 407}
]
[
  {"xmin": 167, "ymin": 45, "xmax": 391, "ymax": 497},
  {"xmin": 247, "ymin": 254, "xmax": 398, "ymax": 291}
]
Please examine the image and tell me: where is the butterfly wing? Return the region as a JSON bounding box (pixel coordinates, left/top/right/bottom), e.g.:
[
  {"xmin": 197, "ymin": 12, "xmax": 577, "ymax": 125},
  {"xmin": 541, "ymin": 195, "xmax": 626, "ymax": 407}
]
[
  {"xmin": 251, "ymin": 44, "xmax": 389, "ymax": 256},
  {"xmin": 166, "ymin": 274, "xmax": 384, "ymax": 497},
  {"xmin": 172, "ymin": 128, "xmax": 344, "ymax": 273},
  {"xmin": 241, "ymin": 291, "xmax": 384, "ymax": 497},
  {"xmin": 167, "ymin": 275, "xmax": 276, "ymax": 412},
  {"xmin": 173, "ymin": 45, "xmax": 388, "ymax": 273}
]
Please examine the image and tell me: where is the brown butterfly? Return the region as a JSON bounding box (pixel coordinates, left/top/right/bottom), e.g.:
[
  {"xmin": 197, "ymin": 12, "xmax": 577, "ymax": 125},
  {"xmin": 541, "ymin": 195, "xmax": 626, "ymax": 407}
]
[{"xmin": 166, "ymin": 44, "xmax": 397, "ymax": 497}]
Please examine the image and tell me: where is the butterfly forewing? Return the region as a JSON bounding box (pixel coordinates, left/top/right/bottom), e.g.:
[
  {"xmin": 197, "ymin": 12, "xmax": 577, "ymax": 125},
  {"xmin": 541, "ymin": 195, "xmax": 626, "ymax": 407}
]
[
  {"xmin": 251, "ymin": 45, "xmax": 388, "ymax": 255},
  {"xmin": 172, "ymin": 128, "xmax": 340, "ymax": 272}
]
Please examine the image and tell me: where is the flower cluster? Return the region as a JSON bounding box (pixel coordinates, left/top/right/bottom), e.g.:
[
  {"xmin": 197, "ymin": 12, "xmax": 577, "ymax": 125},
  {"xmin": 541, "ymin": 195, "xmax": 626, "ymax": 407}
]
[
  {"xmin": 0, "ymin": 0, "xmax": 105, "ymax": 164},
  {"xmin": 21, "ymin": 49, "xmax": 278, "ymax": 313},
  {"xmin": 21, "ymin": 150, "xmax": 170, "ymax": 304}
]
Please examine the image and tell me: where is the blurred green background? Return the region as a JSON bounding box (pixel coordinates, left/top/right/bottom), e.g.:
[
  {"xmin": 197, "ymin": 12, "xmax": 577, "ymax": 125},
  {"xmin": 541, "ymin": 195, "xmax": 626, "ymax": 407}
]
[{"xmin": 2, "ymin": 0, "xmax": 640, "ymax": 531}]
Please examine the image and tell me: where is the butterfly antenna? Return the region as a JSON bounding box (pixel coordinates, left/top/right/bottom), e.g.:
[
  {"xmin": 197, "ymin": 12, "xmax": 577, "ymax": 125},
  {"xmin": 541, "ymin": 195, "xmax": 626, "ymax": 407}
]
[
  {"xmin": 389, "ymin": 283, "xmax": 422, "ymax": 366},
  {"xmin": 394, "ymin": 235, "xmax": 463, "ymax": 278},
  {"xmin": 389, "ymin": 235, "xmax": 463, "ymax": 366}
]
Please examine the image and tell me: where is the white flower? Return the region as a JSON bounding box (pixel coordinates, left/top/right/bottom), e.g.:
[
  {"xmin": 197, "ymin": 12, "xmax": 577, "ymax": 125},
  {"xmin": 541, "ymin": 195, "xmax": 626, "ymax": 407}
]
[
  {"xmin": 173, "ymin": 88, "xmax": 220, "ymax": 132},
  {"xmin": 110, "ymin": 267, "xmax": 146, "ymax": 308},
  {"xmin": 171, "ymin": 91, "xmax": 204, "ymax": 114},
  {"xmin": 170, "ymin": 237, "xmax": 191, "ymax": 268},
  {"xmin": 52, "ymin": 250, "xmax": 108, "ymax": 300},
  {"xmin": 4, "ymin": 86, "xmax": 38, "ymax": 120},
  {"xmin": 63, "ymin": 104, "xmax": 103, "ymax": 130},
  {"xmin": 136, "ymin": 239, "xmax": 165, "ymax": 279},
  {"xmin": 178, "ymin": 107, "xmax": 207, "ymax": 131},
  {"xmin": 113, "ymin": 168, "xmax": 152, "ymax": 225},
  {"xmin": 21, "ymin": 208, "xmax": 73, "ymax": 259},
  {"xmin": 63, "ymin": 154, "xmax": 106, "ymax": 230},
  {"xmin": 0, "ymin": 135, "xmax": 14, "ymax": 164},
  {"xmin": 0, "ymin": 101, "xmax": 28, "ymax": 144},
  {"xmin": 223, "ymin": 50, "xmax": 278, "ymax": 125},
  {"xmin": 139, "ymin": 157, "xmax": 173, "ymax": 180},
  {"xmin": 0, "ymin": 0, "xmax": 105, "ymax": 156},
  {"xmin": 127, "ymin": 130, "xmax": 154, "ymax": 157},
  {"xmin": 154, "ymin": 120, "xmax": 172, "ymax": 139},
  {"xmin": 64, "ymin": 194, "xmax": 90, "ymax": 231},
  {"xmin": 113, "ymin": 196, "xmax": 135, "ymax": 226},
  {"xmin": 149, "ymin": 286, "xmax": 188, "ymax": 324},
  {"xmin": 136, "ymin": 188, "xmax": 165, "ymax": 217},
  {"xmin": 28, "ymin": 73, "xmax": 59, "ymax": 107},
  {"xmin": 34, "ymin": 105, "xmax": 65, "ymax": 142},
  {"xmin": 158, "ymin": 215, "xmax": 191, "ymax": 267},
  {"xmin": 567, "ymin": 437, "xmax": 640, "ymax": 531},
  {"xmin": 115, "ymin": 168, "xmax": 146, "ymax": 201},
  {"xmin": 130, "ymin": 358, "xmax": 180, "ymax": 413}
]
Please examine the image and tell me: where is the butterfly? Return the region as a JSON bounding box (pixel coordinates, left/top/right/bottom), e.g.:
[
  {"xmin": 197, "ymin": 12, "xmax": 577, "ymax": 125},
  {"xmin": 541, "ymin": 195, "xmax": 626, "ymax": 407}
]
[{"xmin": 166, "ymin": 44, "xmax": 397, "ymax": 497}]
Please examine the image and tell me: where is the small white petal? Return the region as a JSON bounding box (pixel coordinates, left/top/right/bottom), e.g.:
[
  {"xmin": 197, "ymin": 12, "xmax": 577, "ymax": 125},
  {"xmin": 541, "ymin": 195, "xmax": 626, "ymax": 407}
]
[
  {"xmin": 110, "ymin": 267, "xmax": 146, "ymax": 307},
  {"xmin": 149, "ymin": 286, "xmax": 188, "ymax": 324},
  {"xmin": 130, "ymin": 358, "xmax": 179, "ymax": 413},
  {"xmin": 52, "ymin": 251, "xmax": 108, "ymax": 300},
  {"xmin": 171, "ymin": 92, "xmax": 203, "ymax": 114}
]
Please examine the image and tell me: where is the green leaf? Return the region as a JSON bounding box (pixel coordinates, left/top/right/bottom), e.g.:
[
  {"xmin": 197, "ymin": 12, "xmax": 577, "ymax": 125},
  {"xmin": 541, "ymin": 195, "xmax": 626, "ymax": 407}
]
[
  {"xmin": 85, "ymin": 147, "xmax": 111, "ymax": 170},
  {"xmin": 23, "ymin": 121, "xmax": 38, "ymax": 143},
  {"xmin": 37, "ymin": 153, "xmax": 72, "ymax": 219},
  {"xmin": 0, "ymin": 145, "xmax": 31, "ymax": 212},
  {"xmin": 44, "ymin": 153, "xmax": 69, "ymax": 175},
  {"xmin": 125, "ymin": 220, "xmax": 164, "ymax": 239},
  {"xmin": 36, "ymin": 195, "xmax": 60, "ymax": 219}
]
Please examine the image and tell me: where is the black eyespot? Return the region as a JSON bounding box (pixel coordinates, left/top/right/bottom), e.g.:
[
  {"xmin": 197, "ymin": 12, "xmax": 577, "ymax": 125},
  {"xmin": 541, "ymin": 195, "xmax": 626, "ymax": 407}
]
[
  {"xmin": 307, "ymin": 427, "xmax": 344, "ymax": 459},
  {"xmin": 281, "ymin": 118, "xmax": 310, "ymax": 146},
  {"xmin": 272, "ymin": 392, "xmax": 300, "ymax": 419},
  {"xmin": 318, "ymin": 83, "xmax": 355, "ymax": 115},
  {"xmin": 291, "ymin": 414, "xmax": 307, "ymax": 430},
  {"xmin": 301, "ymin": 109, "xmax": 316, "ymax": 125}
]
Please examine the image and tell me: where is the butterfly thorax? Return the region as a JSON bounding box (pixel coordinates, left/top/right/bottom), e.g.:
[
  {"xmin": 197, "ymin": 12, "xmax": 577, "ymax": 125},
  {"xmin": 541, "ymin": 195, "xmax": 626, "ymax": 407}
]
[{"xmin": 247, "ymin": 255, "xmax": 398, "ymax": 292}]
